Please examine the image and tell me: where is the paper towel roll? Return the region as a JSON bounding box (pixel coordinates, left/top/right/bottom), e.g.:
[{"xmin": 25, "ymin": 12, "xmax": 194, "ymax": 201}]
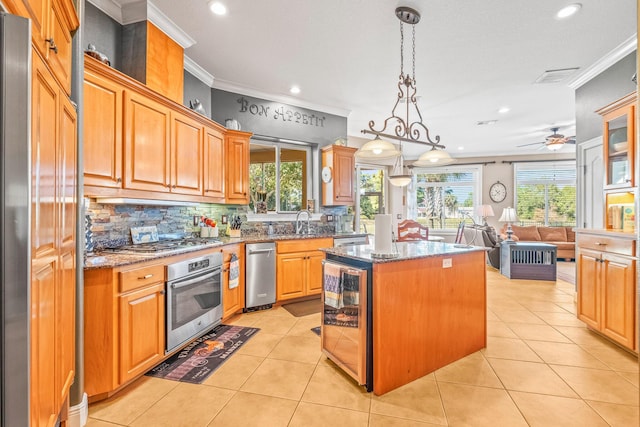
[{"xmin": 374, "ymin": 214, "xmax": 393, "ymax": 254}]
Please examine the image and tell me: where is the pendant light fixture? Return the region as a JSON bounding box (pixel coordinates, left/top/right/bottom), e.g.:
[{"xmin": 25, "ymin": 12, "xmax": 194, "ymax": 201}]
[
  {"xmin": 357, "ymin": 5, "xmax": 454, "ymax": 173},
  {"xmin": 388, "ymin": 141, "xmax": 413, "ymax": 187}
]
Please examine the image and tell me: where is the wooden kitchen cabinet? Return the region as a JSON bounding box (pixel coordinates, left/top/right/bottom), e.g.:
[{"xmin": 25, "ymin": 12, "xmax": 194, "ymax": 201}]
[
  {"xmin": 5, "ymin": 0, "xmax": 78, "ymax": 94},
  {"xmin": 84, "ymin": 261, "xmax": 166, "ymax": 400},
  {"xmin": 322, "ymin": 145, "xmax": 356, "ymax": 206},
  {"xmin": 225, "ymin": 131, "xmax": 250, "ymax": 204},
  {"xmin": 598, "ymin": 92, "xmax": 636, "ymax": 190},
  {"xmin": 220, "ymin": 243, "xmax": 246, "ymax": 319},
  {"xmin": 577, "ymin": 232, "xmax": 637, "ymax": 351},
  {"xmin": 123, "ymin": 90, "xmax": 172, "ymax": 193},
  {"xmin": 30, "ymin": 47, "xmax": 77, "ymax": 427},
  {"xmin": 119, "ymin": 282, "xmax": 165, "ymax": 384},
  {"xmin": 170, "ymin": 112, "xmax": 204, "ymax": 196},
  {"xmin": 276, "ymin": 238, "xmax": 333, "ymax": 301},
  {"xmin": 84, "ymin": 66, "xmax": 124, "ymax": 188},
  {"xmin": 204, "ymin": 126, "xmax": 225, "ymax": 202}
]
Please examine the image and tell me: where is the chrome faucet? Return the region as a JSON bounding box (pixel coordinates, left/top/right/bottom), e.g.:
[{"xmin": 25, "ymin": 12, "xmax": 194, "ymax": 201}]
[{"xmin": 295, "ymin": 209, "xmax": 311, "ymax": 234}]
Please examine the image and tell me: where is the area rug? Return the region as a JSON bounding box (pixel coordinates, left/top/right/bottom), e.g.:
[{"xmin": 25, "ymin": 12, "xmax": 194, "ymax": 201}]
[
  {"xmin": 311, "ymin": 326, "xmax": 320, "ymax": 336},
  {"xmin": 282, "ymin": 297, "xmax": 322, "ymax": 317},
  {"xmin": 146, "ymin": 324, "xmax": 259, "ymax": 384}
]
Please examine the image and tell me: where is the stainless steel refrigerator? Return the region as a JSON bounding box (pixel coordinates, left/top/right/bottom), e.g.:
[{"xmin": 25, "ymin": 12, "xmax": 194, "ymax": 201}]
[{"xmin": 0, "ymin": 11, "xmax": 31, "ymax": 427}]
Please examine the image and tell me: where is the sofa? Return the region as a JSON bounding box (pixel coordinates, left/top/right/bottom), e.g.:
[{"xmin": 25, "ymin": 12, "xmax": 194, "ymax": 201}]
[{"xmin": 501, "ymin": 225, "xmax": 575, "ymax": 260}]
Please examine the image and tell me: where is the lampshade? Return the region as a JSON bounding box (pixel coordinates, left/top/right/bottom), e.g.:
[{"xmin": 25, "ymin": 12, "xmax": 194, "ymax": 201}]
[
  {"xmin": 413, "ymin": 147, "xmax": 455, "ymax": 166},
  {"xmin": 499, "ymin": 207, "xmax": 518, "ymax": 222},
  {"xmin": 355, "ymin": 136, "xmax": 401, "ymax": 160},
  {"xmin": 476, "ymin": 205, "xmax": 495, "ymax": 218},
  {"xmin": 388, "ymin": 175, "xmax": 412, "ymax": 186}
]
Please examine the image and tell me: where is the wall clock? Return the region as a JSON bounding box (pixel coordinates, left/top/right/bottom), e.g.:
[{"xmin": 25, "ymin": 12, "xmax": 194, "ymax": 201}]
[
  {"xmin": 321, "ymin": 166, "xmax": 333, "ymax": 183},
  {"xmin": 489, "ymin": 181, "xmax": 507, "ymax": 203}
]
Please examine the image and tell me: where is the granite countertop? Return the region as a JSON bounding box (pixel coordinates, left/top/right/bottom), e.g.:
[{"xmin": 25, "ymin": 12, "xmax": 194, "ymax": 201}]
[
  {"xmin": 84, "ymin": 233, "xmax": 369, "ymax": 270},
  {"xmin": 321, "ymin": 240, "xmax": 487, "ymax": 263}
]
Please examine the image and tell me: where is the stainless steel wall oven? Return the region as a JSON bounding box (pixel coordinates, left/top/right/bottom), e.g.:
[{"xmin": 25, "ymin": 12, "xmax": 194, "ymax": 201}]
[{"xmin": 166, "ymin": 253, "xmax": 223, "ymax": 353}]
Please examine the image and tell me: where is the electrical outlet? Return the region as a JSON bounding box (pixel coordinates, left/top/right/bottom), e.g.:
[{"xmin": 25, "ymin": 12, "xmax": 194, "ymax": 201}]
[
  {"xmin": 442, "ymin": 258, "xmax": 452, "ymax": 268},
  {"xmin": 327, "ymin": 214, "xmax": 334, "ymax": 222},
  {"xmin": 221, "ymin": 214, "xmax": 228, "ymax": 224},
  {"xmin": 397, "ymin": 214, "xmax": 402, "ymax": 220}
]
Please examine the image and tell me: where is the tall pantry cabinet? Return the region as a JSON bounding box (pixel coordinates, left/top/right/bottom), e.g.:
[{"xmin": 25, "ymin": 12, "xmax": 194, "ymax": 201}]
[{"xmin": 5, "ymin": 0, "xmax": 79, "ymax": 425}]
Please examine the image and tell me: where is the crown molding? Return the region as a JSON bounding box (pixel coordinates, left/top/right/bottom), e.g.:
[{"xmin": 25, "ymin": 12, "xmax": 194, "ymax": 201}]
[
  {"xmin": 213, "ymin": 79, "xmax": 351, "ymax": 118},
  {"xmin": 146, "ymin": 1, "xmax": 195, "ymax": 48},
  {"xmin": 86, "ymin": 0, "xmax": 123, "ymax": 23},
  {"xmin": 184, "ymin": 55, "xmax": 214, "ymax": 87},
  {"xmin": 88, "ymin": 0, "xmax": 195, "ymax": 48},
  {"xmin": 568, "ymin": 34, "xmax": 637, "ymax": 89}
]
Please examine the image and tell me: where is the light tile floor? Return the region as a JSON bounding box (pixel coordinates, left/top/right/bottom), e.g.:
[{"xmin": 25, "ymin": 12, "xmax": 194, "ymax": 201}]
[{"xmin": 86, "ymin": 268, "xmax": 639, "ymax": 426}]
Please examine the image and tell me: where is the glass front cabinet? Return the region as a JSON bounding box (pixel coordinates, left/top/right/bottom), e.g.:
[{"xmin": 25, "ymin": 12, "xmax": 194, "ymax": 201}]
[{"xmin": 598, "ymin": 91, "xmax": 636, "ymax": 189}]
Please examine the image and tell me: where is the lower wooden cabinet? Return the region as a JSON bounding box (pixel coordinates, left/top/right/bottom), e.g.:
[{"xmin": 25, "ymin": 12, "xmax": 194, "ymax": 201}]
[
  {"xmin": 220, "ymin": 243, "xmax": 245, "ymax": 319},
  {"xmin": 84, "ymin": 261, "xmax": 166, "ymax": 400},
  {"xmin": 577, "ymin": 232, "xmax": 637, "ymax": 351},
  {"xmin": 276, "ymin": 238, "xmax": 332, "ymax": 302},
  {"xmin": 119, "ymin": 282, "xmax": 165, "ymax": 384}
]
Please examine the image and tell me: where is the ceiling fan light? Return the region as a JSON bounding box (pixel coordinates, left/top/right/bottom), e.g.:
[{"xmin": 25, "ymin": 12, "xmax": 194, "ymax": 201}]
[
  {"xmin": 355, "ymin": 136, "xmax": 400, "ymax": 160},
  {"xmin": 546, "ymin": 142, "xmax": 564, "ymax": 151}
]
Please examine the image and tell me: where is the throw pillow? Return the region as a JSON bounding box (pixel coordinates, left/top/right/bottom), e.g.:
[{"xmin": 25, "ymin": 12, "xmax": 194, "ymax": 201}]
[
  {"xmin": 538, "ymin": 226, "xmax": 568, "ymax": 242},
  {"xmin": 511, "ymin": 225, "xmax": 541, "ymax": 241}
]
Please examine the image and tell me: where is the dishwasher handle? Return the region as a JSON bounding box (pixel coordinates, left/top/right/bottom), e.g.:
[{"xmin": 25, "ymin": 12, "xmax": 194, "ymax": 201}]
[{"xmin": 248, "ymin": 248, "xmax": 275, "ymax": 255}]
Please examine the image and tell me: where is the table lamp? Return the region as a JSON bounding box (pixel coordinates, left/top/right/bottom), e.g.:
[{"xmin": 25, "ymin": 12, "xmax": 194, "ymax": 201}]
[
  {"xmin": 476, "ymin": 205, "xmax": 495, "ymax": 226},
  {"xmin": 499, "ymin": 207, "xmax": 518, "ymax": 243}
]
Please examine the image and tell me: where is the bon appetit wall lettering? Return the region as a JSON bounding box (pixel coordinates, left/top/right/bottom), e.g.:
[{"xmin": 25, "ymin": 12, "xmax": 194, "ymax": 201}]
[{"xmin": 237, "ymin": 96, "xmax": 326, "ymax": 128}]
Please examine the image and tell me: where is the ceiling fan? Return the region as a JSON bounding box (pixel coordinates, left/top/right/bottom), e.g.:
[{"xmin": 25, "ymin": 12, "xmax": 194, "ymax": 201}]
[{"xmin": 517, "ymin": 127, "xmax": 576, "ymax": 151}]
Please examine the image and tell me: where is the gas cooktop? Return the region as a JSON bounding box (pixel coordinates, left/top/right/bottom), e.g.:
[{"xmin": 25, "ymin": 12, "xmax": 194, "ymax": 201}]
[{"xmin": 103, "ymin": 238, "xmax": 221, "ymax": 254}]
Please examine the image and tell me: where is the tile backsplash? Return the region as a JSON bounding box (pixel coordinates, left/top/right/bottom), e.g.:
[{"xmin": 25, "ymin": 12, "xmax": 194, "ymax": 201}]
[{"xmin": 85, "ymin": 199, "xmax": 346, "ymax": 251}]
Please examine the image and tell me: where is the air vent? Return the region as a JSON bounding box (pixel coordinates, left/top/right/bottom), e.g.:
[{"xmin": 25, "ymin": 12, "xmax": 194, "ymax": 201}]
[
  {"xmin": 477, "ymin": 120, "xmax": 498, "ymax": 126},
  {"xmin": 534, "ymin": 68, "xmax": 580, "ymax": 84}
]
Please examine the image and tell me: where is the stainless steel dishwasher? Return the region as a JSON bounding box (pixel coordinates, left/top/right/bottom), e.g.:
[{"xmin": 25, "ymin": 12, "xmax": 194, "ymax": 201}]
[{"xmin": 245, "ymin": 242, "xmax": 276, "ymax": 310}]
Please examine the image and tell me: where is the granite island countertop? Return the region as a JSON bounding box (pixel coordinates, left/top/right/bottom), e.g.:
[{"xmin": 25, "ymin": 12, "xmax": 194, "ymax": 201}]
[
  {"xmin": 84, "ymin": 233, "xmax": 369, "ymax": 270},
  {"xmin": 320, "ymin": 240, "xmax": 487, "ymax": 263}
]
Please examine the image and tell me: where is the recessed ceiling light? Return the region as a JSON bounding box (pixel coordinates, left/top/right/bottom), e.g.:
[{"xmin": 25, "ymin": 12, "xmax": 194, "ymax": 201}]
[
  {"xmin": 290, "ymin": 86, "xmax": 301, "ymax": 94},
  {"xmin": 457, "ymin": 146, "xmax": 464, "ymax": 151},
  {"xmin": 498, "ymin": 107, "xmax": 510, "ymax": 114},
  {"xmin": 556, "ymin": 3, "xmax": 581, "ymax": 19},
  {"xmin": 208, "ymin": 1, "xmax": 227, "ymax": 15}
]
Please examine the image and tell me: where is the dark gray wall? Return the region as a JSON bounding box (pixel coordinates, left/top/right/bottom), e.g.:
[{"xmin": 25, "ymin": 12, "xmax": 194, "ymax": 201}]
[
  {"xmin": 183, "ymin": 70, "xmax": 212, "ymax": 116},
  {"xmin": 121, "ymin": 21, "xmax": 147, "ymax": 84},
  {"xmin": 576, "ymin": 52, "xmax": 636, "ymax": 143},
  {"xmin": 211, "ymin": 89, "xmax": 347, "ymax": 146},
  {"xmin": 83, "ymin": 1, "xmax": 122, "ymax": 70}
]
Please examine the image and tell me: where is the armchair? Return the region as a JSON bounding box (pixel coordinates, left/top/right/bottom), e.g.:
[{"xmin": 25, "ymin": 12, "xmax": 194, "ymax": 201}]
[{"xmin": 463, "ymin": 224, "xmax": 501, "ymax": 269}]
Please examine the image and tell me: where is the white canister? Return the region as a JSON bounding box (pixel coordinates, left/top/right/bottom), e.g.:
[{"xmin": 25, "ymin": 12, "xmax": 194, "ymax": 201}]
[{"xmin": 225, "ymin": 119, "xmax": 241, "ymax": 130}]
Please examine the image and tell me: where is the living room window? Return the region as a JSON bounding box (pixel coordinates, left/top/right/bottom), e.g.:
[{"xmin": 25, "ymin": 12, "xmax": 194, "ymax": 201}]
[
  {"xmin": 514, "ymin": 161, "xmax": 576, "ymax": 226},
  {"xmin": 409, "ymin": 165, "xmax": 482, "ymax": 229}
]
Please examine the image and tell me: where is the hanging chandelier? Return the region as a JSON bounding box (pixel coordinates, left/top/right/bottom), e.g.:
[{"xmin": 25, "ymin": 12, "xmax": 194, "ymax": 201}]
[{"xmin": 356, "ymin": 6, "xmax": 454, "ymax": 183}]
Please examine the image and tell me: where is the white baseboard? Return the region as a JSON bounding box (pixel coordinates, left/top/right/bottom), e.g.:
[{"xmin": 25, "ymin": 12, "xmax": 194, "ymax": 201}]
[{"xmin": 67, "ymin": 393, "xmax": 88, "ymax": 427}]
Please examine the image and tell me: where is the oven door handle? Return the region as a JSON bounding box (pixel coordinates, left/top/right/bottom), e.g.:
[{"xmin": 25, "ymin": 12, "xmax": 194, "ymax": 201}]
[{"xmin": 169, "ymin": 268, "xmax": 221, "ymax": 290}]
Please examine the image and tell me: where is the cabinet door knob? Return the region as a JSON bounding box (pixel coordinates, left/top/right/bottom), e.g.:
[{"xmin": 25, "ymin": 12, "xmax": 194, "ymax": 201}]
[
  {"xmin": 45, "ymin": 38, "xmax": 58, "ymax": 54},
  {"xmin": 116, "ymin": 177, "xmax": 122, "ymax": 183},
  {"xmin": 172, "ymin": 185, "xmax": 177, "ymax": 188},
  {"xmin": 160, "ymin": 289, "xmax": 165, "ymax": 295},
  {"xmin": 139, "ymin": 274, "xmax": 153, "ymax": 279}
]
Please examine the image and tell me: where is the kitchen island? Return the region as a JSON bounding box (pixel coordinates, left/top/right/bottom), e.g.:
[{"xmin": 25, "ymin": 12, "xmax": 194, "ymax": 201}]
[{"xmin": 321, "ymin": 241, "xmax": 488, "ymax": 395}]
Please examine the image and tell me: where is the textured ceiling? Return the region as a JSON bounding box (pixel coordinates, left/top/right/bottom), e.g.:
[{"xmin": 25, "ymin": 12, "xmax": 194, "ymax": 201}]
[{"xmin": 114, "ymin": 0, "xmax": 637, "ymax": 159}]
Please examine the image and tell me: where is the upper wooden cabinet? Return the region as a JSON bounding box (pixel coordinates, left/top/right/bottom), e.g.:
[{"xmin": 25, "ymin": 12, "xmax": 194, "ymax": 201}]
[
  {"xmin": 322, "ymin": 145, "xmax": 356, "ymax": 206},
  {"xmin": 5, "ymin": 0, "xmax": 79, "ymax": 94},
  {"xmin": 225, "ymin": 131, "xmax": 250, "ymax": 204},
  {"xmin": 204, "ymin": 126, "xmax": 226, "ymax": 202},
  {"xmin": 84, "ymin": 68, "xmax": 124, "ymax": 188},
  {"xmin": 83, "ymin": 56, "xmax": 252, "ymax": 204},
  {"xmin": 598, "ymin": 92, "xmax": 636, "ymax": 189},
  {"xmin": 123, "ymin": 90, "xmax": 171, "ymax": 193}
]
